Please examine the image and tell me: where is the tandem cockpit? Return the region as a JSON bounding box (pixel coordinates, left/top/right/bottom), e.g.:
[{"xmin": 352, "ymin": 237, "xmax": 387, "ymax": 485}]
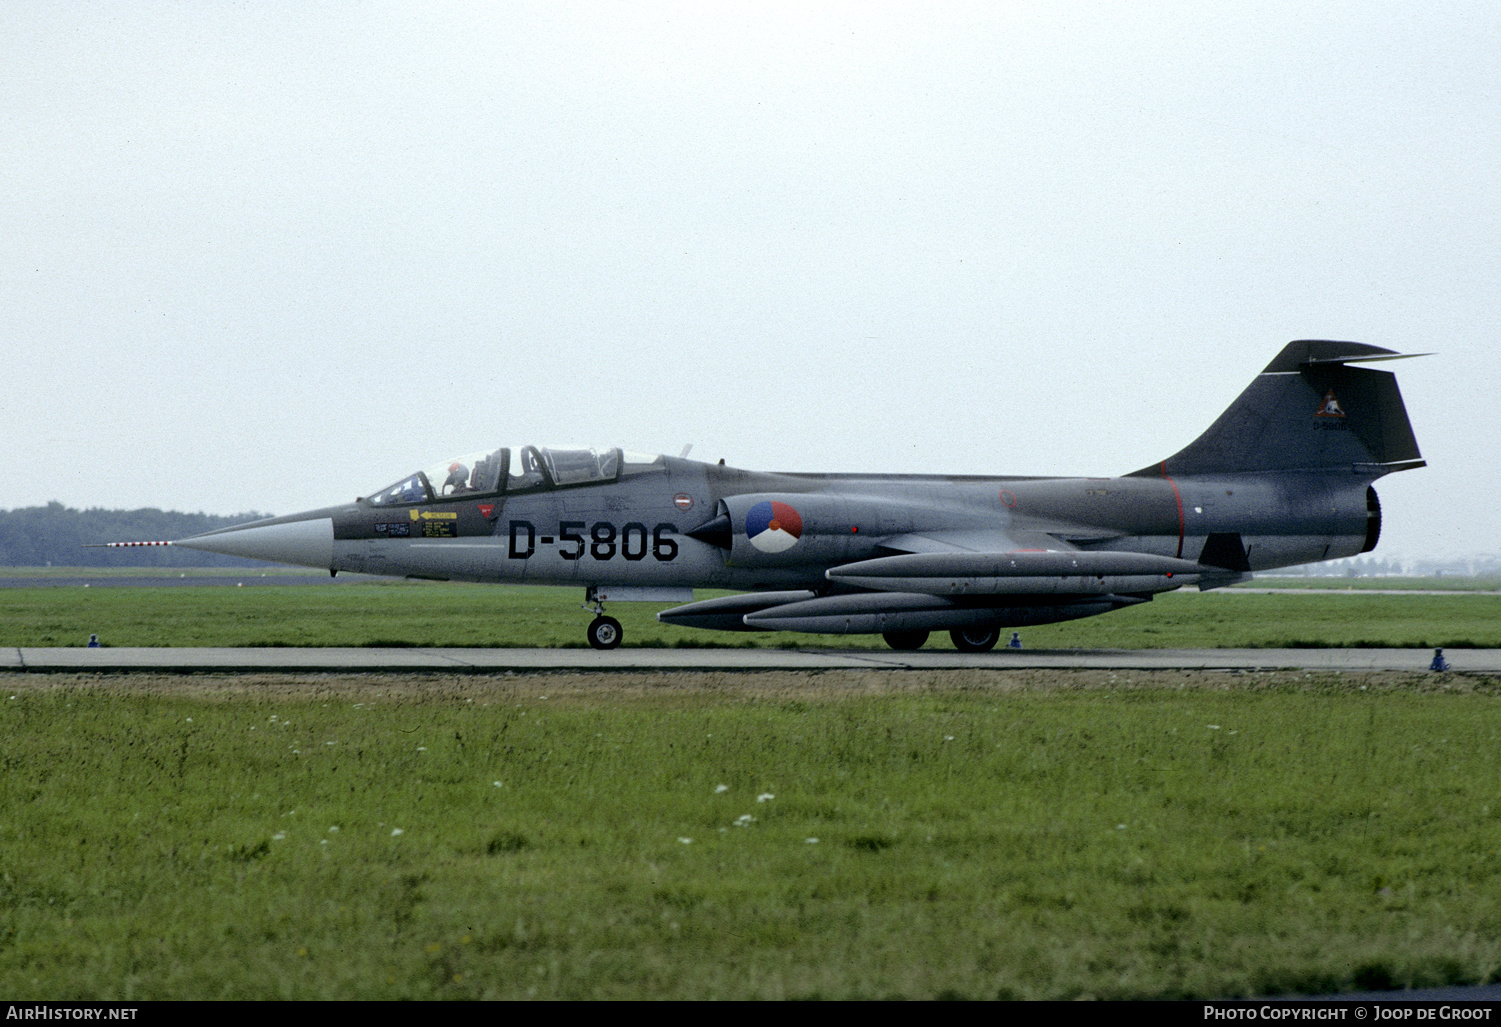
[{"xmin": 363, "ymin": 446, "xmax": 667, "ymax": 506}]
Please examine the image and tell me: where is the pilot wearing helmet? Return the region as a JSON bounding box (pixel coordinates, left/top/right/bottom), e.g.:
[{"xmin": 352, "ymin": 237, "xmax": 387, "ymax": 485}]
[{"xmin": 442, "ymin": 461, "xmax": 472, "ymax": 495}]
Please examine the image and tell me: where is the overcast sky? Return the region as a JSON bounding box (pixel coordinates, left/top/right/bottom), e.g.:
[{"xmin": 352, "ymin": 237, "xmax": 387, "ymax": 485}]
[{"xmin": 3, "ymin": 2, "xmax": 1497, "ymax": 560}]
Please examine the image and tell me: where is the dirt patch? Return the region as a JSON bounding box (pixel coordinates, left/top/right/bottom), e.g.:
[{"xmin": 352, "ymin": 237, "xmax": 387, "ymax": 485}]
[{"xmin": 2, "ymin": 668, "xmax": 1494, "ymax": 703}]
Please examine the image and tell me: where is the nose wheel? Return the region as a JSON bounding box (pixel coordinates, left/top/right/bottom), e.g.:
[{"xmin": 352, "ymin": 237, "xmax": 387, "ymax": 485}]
[
  {"xmin": 587, "ymin": 616, "xmax": 623, "ymax": 650},
  {"xmin": 583, "ymin": 587, "xmax": 624, "ymax": 649}
]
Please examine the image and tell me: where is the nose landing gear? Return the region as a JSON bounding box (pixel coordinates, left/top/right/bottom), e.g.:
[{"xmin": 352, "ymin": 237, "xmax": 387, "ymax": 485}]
[
  {"xmin": 583, "ymin": 587, "xmax": 624, "ymax": 650},
  {"xmin": 587, "ymin": 616, "xmax": 623, "ymax": 650}
]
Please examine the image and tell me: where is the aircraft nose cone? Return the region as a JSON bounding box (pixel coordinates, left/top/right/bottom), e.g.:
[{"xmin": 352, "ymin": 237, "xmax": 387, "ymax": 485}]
[{"xmin": 175, "ymin": 517, "xmax": 334, "ymax": 569}]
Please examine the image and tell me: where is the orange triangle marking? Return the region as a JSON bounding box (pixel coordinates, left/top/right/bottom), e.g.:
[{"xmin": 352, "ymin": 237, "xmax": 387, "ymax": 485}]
[{"xmin": 1315, "ymin": 389, "xmax": 1346, "ymax": 418}]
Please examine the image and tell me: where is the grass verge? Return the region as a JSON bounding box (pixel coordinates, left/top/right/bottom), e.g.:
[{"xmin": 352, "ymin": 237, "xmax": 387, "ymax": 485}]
[
  {"xmin": 3, "ymin": 582, "xmax": 1499, "ymax": 649},
  {"xmin": 2, "ymin": 670, "xmax": 1499, "ymax": 999}
]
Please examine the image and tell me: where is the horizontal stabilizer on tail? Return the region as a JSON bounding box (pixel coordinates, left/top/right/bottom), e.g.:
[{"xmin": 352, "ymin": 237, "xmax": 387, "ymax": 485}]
[
  {"xmin": 1263, "ymin": 340, "xmax": 1431, "ymax": 370},
  {"xmin": 1299, "ymin": 352, "xmax": 1434, "ymax": 366}
]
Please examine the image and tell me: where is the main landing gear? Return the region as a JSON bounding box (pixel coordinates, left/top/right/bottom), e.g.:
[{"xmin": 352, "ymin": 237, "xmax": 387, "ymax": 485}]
[
  {"xmin": 881, "ymin": 627, "xmax": 1004, "ymax": 652},
  {"xmin": 583, "ymin": 587, "xmax": 623, "ymax": 650},
  {"xmin": 950, "ymin": 626, "xmax": 1001, "ymax": 653},
  {"xmin": 882, "ymin": 630, "xmax": 929, "ymax": 651}
]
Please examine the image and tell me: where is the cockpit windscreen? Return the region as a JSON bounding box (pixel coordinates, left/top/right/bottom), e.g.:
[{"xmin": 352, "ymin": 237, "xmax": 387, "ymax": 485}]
[{"xmin": 364, "ymin": 446, "xmax": 663, "ymax": 505}]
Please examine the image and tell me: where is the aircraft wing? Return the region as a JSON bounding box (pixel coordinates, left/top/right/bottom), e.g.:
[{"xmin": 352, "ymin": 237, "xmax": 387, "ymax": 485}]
[
  {"xmin": 874, "ymin": 528, "xmax": 1086, "ymax": 555},
  {"xmin": 659, "ymin": 524, "xmax": 1204, "ymax": 636}
]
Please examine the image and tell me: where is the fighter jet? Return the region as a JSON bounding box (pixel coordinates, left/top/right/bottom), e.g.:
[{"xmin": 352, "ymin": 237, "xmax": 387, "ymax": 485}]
[{"xmin": 112, "ymin": 340, "xmax": 1424, "ymax": 650}]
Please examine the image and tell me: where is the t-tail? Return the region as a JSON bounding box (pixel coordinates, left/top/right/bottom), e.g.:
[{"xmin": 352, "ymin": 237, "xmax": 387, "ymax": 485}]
[{"xmin": 1129, "ymin": 339, "xmax": 1426, "ymax": 479}]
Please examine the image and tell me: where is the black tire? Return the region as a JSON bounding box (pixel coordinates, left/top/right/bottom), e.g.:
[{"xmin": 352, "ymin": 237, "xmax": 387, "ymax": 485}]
[
  {"xmin": 882, "ymin": 630, "xmax": 929, "ymax": 651},
  {"xmin": 587, "ymin": 616, "xmax": 623, "ymax": 650},
  {"xmin": 950, "ymin": 626, "xmax": 1000, "ymax": 653}
]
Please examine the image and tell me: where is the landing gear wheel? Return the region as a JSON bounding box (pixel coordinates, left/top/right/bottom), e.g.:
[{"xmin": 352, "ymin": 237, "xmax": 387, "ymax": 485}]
[
  {"xmin": 950, "ymin": 626, "xmax": 1000, "ymax": 653},
  {"xmin": 587, "ymin": 616, "xmax": 623, "ymax": 650},
  {"xmin": 882, "ymin": 630, "xmax": 929, "ymax": 651}
]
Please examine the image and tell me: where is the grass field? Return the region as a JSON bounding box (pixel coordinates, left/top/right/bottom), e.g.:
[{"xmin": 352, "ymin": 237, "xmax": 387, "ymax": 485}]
[
  {"xmin": 2, "ymin": 670, "xmax": 1499, "ymax": 1000},
  {"xmin": 4, "ymin": 575, "xmax": 1498, "ymax": 998},
  {"xmin": 2, "ymin": 579, "xmax": 1499, "ymax": 649},
  {"xmin": 1239, "ymin": 576, "xmax": 1501, "ymax": 592}
]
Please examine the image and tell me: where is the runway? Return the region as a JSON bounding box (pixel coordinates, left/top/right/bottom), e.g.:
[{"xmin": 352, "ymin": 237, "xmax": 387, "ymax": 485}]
[{"xmin": 7, "ymin": 646, "xmax": 1497, "ymax": 673}]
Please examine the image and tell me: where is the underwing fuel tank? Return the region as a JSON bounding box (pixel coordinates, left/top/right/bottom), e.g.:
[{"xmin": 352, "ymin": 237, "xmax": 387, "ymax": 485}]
[
  {"xmin": 826, "ymin": 550, "xmax": 1204, "ymax": 596},
  {"xmin": 741, "ymin": 591, "xmax": 1145, "ymax": 634},
  {"xmin": 655, "ymin": 590, "xmax": 816, "ymax": 632}
]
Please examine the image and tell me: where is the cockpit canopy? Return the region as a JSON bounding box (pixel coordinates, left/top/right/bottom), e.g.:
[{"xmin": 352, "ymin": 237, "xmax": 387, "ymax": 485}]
[{"xmin": 365, "ymin": 446, "xmax": 665, "ymax": 506}]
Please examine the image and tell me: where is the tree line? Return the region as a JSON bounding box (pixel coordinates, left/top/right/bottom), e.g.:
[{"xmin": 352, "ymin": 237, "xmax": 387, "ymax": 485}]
[{"xmin": 0, "ymin": 502, "xmax": 276, "ymax": 568}]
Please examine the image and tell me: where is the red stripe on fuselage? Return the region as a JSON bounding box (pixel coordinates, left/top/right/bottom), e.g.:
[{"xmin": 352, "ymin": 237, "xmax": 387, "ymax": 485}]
[{"xmin": 1160, "ymin": 461, "xmax": 1185, "ymax": 559}]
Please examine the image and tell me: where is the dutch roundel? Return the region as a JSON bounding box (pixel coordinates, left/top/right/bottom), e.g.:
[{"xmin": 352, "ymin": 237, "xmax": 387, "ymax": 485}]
[{"xmin": 745, "ymin": 500, "xmax": 803, "ymax": 553}]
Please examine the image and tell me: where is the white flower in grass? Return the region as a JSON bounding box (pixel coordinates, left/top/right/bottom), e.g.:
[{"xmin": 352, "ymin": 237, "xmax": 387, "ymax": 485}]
[
  {"xmin": 1207, "ymin": 725, "xmax": 1221, "ymax": 730},
  {"xmin": 734, "ymin": 814, "xmax": 754, "ymax": 827},
  {"xmin": 714, "ymin": 784, "xmax": 729, "ymax": 793},
  {"xmin": 756, "ymin": 793, "xmax": 774, "ymax": 803},
  {"xmin": 391, "ymin": 828, "xmax": 404, "ymax": 837},
  {"xmin": 272, "ymin": 832, "xmax": 286, "ymax": 841},
  {"xmin": 805, "ymin": 838, "xmax": 819, "ymax": 844},
  {"xmin": 678, "ymin": 837, "xmax": 693, "ymax": 845}
]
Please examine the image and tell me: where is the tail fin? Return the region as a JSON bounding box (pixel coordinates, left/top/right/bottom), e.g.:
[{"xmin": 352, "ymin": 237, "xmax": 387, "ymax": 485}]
[{"xmin": 1129, "ymin": 340, "xmax": 1426, "ymax": 478}]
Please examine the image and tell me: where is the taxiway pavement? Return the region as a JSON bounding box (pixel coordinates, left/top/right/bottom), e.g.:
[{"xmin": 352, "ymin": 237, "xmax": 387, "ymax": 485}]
[{"xmin": 7, "ymin": 647, "xmax": 1497, "ymax": 673}]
